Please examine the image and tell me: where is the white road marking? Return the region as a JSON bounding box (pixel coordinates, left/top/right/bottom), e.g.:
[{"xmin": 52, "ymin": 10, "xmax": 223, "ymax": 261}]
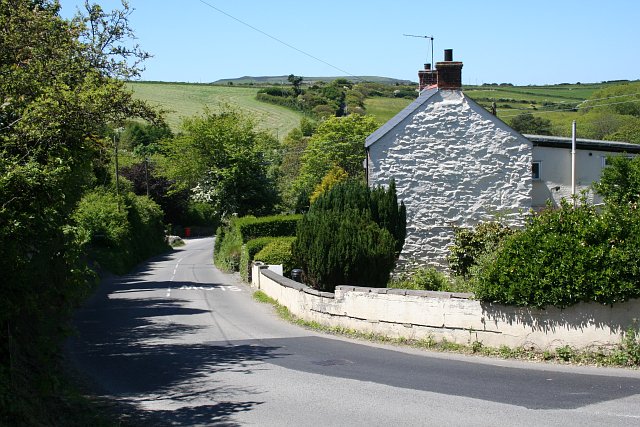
[
  {"xmin": 178, "ymin": 285, "xmax": 241, "ymax": 292},
  {"xmin": 166, "ymin": 257, "xmax": 184, "ymax": 297}
]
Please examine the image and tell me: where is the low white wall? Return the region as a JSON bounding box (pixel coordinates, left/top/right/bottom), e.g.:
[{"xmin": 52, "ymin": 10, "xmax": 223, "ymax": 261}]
[{"xmin": 251, "ymin": 263, "xmax": 639, "ymax": 350}]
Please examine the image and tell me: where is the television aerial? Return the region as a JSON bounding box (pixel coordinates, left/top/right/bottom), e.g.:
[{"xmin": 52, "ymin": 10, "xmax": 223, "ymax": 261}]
[{"xmin": 403, "ymin": 34, "xmax": 435, "ymax": 67}]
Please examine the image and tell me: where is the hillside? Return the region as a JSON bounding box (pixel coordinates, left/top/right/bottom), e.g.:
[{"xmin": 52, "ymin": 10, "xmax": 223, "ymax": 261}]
[
  {"xmin": 213, "ymin": 75, "xmax": 413, "ymax": 85},
  {"xmin": 128, "ymin": 81, "xmax": 304, "ymax": 138},
  {"xmin": 129, "ymin": 80, "xmax": 636, "ymax": 140}
]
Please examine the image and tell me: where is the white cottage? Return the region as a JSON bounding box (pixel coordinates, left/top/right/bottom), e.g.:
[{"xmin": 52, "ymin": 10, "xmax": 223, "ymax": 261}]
[
  {"xmin": 366, "ymin": 50, "xmax": 640, "ymax": 269},
  {"xmin": 365, "ymin": 50, "xmax": 532, "ymax": 268}
]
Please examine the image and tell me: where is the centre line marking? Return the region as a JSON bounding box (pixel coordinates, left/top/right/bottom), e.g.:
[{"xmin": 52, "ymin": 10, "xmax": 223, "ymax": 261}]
[{"xmin": 166, "ymin": 257, "xmax": 184, "ymax": 297}]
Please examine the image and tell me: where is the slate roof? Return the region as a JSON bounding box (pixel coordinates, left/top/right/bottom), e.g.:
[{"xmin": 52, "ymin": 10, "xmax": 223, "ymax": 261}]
[
  {"xmin": 365, "ymin": 87, "xmax": 438, "ymax": 148},
  {"xmin": 524, "ymin": 134, "xmax": 640, "ymax": 153}
]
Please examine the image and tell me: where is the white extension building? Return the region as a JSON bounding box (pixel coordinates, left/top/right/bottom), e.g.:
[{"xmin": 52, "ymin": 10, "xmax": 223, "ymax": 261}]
[{"xmin": 365, "ymin": 50, "xmax": 640, "ymax": 268}]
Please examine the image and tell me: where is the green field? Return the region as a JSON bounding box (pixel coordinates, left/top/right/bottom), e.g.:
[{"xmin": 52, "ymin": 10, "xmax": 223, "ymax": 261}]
[
  {"xmin": 128, "ymin": 81, "xmax": 626, "ymax": 140},
  {"xmin": 128, "ymin": 82, "xmax": 304, "ymax": 139}
]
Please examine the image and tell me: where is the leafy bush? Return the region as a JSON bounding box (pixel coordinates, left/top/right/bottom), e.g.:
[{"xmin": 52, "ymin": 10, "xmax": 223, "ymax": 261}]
[
  {"xmin": 73, "ymin": 189, "xmax": 168, "ymax": 274},
  {"xmin": 254, "ymin": 237, "xmax": 297, "ymax": 277},
  {"xmin": 239, "ymin": 237, "xmax": 277, "ymax": 281},
  {"xmin": 448, "ymin": 222, "xmax": 514, "ymax": 278},
  {"xmin": 473, "ymin": 199, "xmax": 640, "ymax": 308},
  {"xmin": 389, "ymin": 267, "xmax": 450, "ymax": 291}
]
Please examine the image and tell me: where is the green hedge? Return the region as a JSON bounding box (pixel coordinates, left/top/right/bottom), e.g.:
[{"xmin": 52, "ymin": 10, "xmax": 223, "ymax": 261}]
[
  {"xmin": 473, "ymin": 200, "xmax": 640, "ymax": 308},
  {"xmin": 215, "ymin": 214, "xmax": 302, "ymax": 273},
  {"xmin": 239, "ymin": 237, "xmax": 278, "ymax": 281},
  {"xmin": 254, "ymin": 237, "xmax": 297, "ymax": 277}
]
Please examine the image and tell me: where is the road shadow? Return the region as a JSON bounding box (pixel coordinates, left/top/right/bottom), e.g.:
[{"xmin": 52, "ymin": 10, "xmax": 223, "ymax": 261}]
[{"xmin": 67, "ymin": 270, "xmax": 283, "ymax": 425}]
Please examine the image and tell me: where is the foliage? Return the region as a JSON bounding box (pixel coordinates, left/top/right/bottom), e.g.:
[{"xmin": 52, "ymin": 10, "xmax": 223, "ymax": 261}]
[
  {"xmin": 0, "ymin": 1, "xmax": 160, "ymax": 422},
  {"xmin": 162, "ymin": 107, "xmax": 280, "ymax": 218},
  {"xmin": 120, "ymin": 120, "xmax": 172, "ymax": 155},
  {"xmin": 119, "ymin": 161, "xmax": 190, "ymax": 225},
  {"xmin": 234, "ymin": 214, "xmax": 302, "ymax": 242},
  {"xmin": 293, "ymin": 180, "xmax": 405, "ymax": 292},
  {"xmin": 448, "ymin": 222, "xmax": 514, "ymax": 278},
  {"xmin": 73, "ymin": 188, "xmax": 168, "ymax": 274},
  {"xmin": 253, "ymin": 237, "xmax": 297, "ymax": 276},
  {"xmin": 473, "ymin": 199, "xmax": 640, "ymax": 308},
  {"xmin": 388, "ymin": 267, "xmax": 450, "ymax": 291},
  {"xmin": 310, "ymin": 166, "xmax": 349, "ymax": 203},
  {"xmin": 508, "ymin": 113, "xmax": 553, "ymax": 135},
  {"xmin": 293, "ymin": 208, "xmax": 396, "ymax": 291},
  {"xmin": 239, "ymin": 237, "xmax": 278, "ymax": 281},
  {"xmin": 293, "ymin": 114, "xmax": 379, "ymax": 198},
  {"xmin": 593, "ymin": 155, "xmax": 640, "ymax": 205},
  {"xmin": 215, "ymin": 214, "xmax": 301, "ymax": 273}
]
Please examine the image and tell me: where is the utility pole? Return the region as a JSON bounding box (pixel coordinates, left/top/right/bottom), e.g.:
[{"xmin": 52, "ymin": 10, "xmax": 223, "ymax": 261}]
[
  {"xmin": 114, "ymin": 129, "xmax": 122, "ymax": 212},
  {"xmin": 571, "ymin": 120, "xmax": 577, "ymax": 206}
]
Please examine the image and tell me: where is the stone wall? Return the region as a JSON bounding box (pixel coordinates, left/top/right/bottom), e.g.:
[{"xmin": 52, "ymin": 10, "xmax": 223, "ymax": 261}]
[
  {"xmin": 367, "ymin": 90, "xmax": 532, "ymax": 268},
  {"xmin": 253, "ymin": 264, "xmax": 639, "ymax": 351}
]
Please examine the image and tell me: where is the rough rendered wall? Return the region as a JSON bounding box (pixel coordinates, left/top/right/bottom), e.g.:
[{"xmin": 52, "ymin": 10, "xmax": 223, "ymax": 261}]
[{"xmin": 368, "ymin": 91, "xmax": 532, "ymax": 268}]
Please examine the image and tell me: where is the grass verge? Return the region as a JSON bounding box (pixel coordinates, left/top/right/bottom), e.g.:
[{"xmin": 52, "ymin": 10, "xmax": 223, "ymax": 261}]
[{"xmin": 252, "ymin": 290, "xmax": 640, "ymax": 368}]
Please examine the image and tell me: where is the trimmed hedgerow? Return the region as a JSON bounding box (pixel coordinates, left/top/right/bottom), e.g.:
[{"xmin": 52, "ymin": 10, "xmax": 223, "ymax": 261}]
[
  {"xmin": 235, "ymin": 214, "xmax": 302, "ymax": 242},
  {"xmin": 239, "ymin": 237, "xmax": 277, "ymax": 281},
  {"xmin": 215, "ymin": 214, "xmax": 302, "ymax": 273},
  {"xmin": 254, "ymin": 237, "xmax": 297, "ymax": 277}
]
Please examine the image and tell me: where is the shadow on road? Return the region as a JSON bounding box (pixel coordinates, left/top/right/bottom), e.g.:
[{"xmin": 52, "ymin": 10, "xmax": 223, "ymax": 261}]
[{"xmin": 67, "ymin": 272, "xmax": 283, "ymax": 426}]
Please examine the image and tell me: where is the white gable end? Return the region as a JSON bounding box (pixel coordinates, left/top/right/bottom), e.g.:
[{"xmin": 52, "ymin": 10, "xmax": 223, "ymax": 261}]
[{"xmin": 367, "ymin": 90, "xmax": 532, "ymax": 268}]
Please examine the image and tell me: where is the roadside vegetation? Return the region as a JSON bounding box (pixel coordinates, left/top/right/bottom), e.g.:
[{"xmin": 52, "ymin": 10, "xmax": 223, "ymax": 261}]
[{"xmin": 3, "ymin": 0, "xmax": 640, "ymax": 422}]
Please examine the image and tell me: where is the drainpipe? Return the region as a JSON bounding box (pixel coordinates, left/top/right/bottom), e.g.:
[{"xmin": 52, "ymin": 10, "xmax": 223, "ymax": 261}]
[{"xmin": 571, "ymin": 120, "xmax": 576, "ymax": 205}]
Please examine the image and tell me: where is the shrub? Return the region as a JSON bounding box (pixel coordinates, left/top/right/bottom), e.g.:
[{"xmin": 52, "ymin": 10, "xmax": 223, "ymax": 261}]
[
  {"xmin": 254, "ymin": 237, "xmax": 297, "ymax": 277},
  {"xmin": 215, "ymin": 214, "xmax": 301, "ymax": 273},
  {"xmin": 294, "ymin": 208, "xmax": 397, "ymax": 292},
  {"xmin": 235, "ymin": 214, "xmax": 302, "ymax": 242},
  {"xmin": 473, "ymin": 199, "xmax": 640, "ymax": 308},
  {"xmin": 73, "ymin": 188, "xmax": 169, "ymax": 274},
  {"xmin": 310, "ymin": 179, "xmax": 406, "ymax": 255},
  {"xmin": 389, "ymin": 267, "xmax": 450, "ymax": 291},
  {"xmin": 239, "ymin": 237, "xmax": 277, "ymax": 281},
  {"xmin": 293, "ymin": 179, "xmax": 405, "ymax": 291},
  {"xmin": 448, "ymin": 221, "xmax": 514, "ymax": 278}
]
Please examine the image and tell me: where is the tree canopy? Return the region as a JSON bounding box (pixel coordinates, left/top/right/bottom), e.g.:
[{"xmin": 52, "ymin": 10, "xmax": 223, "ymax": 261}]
[
  {"xmin": 161, "ymin": 108, "xmax": 280, "ymax": 218},
  {"xmin": 293, "ymin": 114, "xmax": 379, "ymax": 198},
  {"xmin": 0, "ymin": 0, "xmax": 159, "ymax": 421}
]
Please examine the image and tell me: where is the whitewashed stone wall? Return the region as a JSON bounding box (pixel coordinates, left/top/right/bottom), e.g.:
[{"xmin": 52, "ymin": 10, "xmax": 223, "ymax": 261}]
[
  {"xmin": 367, "ymin": 90, "xmax": 532, "ymax": 268},
  {"xmin": 253, "ymin": 266, "xmax": 639, "ymax": 351}
]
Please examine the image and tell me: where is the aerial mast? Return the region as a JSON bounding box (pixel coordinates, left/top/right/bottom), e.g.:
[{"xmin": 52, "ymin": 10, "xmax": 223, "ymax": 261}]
[{"xmin": 403, "ymin": 34, "xmax": 435, "ymax": 66}]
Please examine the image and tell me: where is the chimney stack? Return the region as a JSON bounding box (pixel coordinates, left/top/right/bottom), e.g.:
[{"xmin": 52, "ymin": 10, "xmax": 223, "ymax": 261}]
[
  {"xmin": 436, "ymin": 49, "xmax": 463, "ymax": 90},
  {"xmin": 418, "ymin": 63, "xmax": 437, "ymax": 90}
]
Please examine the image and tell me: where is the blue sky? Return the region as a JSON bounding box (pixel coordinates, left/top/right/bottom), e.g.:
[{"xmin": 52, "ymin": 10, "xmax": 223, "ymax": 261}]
[{"xmin": 59, "ymin": 0, "xmax": 640, "ymax": 85}]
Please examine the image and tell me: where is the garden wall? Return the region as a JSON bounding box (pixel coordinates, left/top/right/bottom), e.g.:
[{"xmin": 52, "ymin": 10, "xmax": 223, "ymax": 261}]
[{"xmin": 252, "ymin": 263, "xmax": 640, "ymax": 350}]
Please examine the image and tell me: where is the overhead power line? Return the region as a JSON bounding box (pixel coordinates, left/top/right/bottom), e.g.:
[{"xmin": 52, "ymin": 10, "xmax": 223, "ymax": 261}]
[{"xmin": 196, "ymin": 0, "xmax": 363, "ymax": 81}]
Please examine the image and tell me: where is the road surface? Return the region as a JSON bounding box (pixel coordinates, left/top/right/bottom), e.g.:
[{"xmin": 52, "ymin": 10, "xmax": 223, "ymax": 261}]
[{"xmin": 67, "ymin": 237, "xmax": 640, "ymax": 426}]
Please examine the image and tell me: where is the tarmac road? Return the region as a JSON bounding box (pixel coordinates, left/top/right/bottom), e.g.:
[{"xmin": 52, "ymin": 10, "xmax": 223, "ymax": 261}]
[{"xmin": 66, "ymin": 237, "xmax": 640, "ymax": 426}]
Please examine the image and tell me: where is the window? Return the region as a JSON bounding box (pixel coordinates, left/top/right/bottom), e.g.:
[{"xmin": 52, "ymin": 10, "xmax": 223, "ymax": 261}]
[
  {"xmin": 602, "ymin": 155, "xmax": 633, "ymax": 168},
  {"xmin": 532, "ymin": 161, "xmax": 541, "ymax": 180}
]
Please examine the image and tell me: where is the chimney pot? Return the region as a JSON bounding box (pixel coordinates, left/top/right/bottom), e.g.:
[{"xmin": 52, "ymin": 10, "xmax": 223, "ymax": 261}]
[
  {"xmin": 424, "ymin": 63, "xmax": 431, "ymax": 70},
  {"xmin": 444, "ymin": 49, "xmax": 453, "ymax": 62}
]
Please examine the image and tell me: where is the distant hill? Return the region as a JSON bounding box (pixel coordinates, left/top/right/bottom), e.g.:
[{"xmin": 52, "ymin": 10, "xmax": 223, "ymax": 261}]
[{"xmin": 213, "ymin": 75, "xmax": 414, "ymax": 85}]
